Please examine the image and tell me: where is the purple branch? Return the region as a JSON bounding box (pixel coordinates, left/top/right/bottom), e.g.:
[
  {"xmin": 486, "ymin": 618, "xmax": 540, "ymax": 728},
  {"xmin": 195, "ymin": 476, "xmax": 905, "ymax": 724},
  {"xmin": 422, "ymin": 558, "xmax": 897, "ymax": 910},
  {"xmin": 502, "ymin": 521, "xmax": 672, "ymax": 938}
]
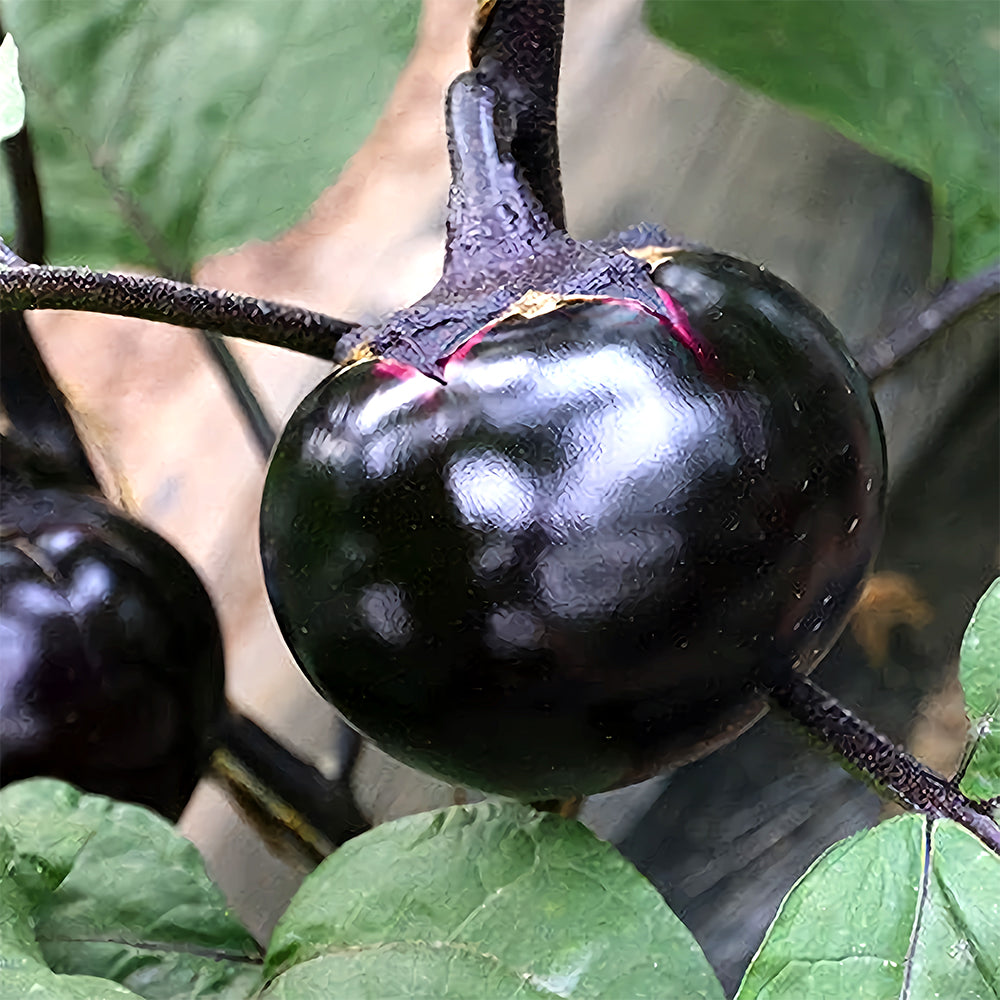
[
  {"xmin": 0, "ymin": 254, "xmax": 356, "ymax": 361},
  {"xmin": 858, "ymin": 264, "xmax": 1000, "ymax": 382},
  {"xmin": 763, "ymin": 665, "xmax": 1000, "ymax": 855}
]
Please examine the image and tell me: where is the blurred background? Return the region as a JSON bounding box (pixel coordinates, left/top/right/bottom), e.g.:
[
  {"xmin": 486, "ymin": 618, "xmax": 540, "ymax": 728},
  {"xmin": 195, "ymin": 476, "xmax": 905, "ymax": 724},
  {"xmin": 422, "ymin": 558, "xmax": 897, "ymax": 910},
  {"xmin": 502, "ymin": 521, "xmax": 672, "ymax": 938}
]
[{"xmin": 12, "ymin": 0, "xmax": 998, "ymax": 991}]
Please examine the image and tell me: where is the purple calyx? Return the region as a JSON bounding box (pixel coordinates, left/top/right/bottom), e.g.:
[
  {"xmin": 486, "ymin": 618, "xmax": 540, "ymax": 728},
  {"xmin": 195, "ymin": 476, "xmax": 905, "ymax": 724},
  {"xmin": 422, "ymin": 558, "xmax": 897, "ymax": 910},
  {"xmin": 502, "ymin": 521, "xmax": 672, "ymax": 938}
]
[{"xmin": 337, "ymin": 73, "xmax": 690, "ymax": 383}]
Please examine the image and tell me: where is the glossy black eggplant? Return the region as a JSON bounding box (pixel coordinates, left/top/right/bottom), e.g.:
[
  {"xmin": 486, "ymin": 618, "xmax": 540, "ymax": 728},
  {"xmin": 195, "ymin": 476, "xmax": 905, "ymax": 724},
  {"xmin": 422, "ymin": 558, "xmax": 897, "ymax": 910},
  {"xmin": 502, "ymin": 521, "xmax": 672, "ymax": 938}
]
[
  {"xmin": 0, "ymin": 485, "xmax": 226, "ymax": 820},
  {"xmin": 261, "ymin": 248, "xmax": 885, "ymax": 800}
]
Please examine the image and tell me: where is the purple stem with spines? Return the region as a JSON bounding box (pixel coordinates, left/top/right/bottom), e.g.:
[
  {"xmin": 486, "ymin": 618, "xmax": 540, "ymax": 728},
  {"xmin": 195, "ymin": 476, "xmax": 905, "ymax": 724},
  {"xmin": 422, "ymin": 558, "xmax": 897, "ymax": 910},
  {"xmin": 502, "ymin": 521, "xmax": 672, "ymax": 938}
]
[
  {"xmin": 0, "ymin": 251, "xmax": 356, "ymax": 360},
  {"xmin": 761, "ymin": 664, "xmax": 1000, "ymax": 855}
]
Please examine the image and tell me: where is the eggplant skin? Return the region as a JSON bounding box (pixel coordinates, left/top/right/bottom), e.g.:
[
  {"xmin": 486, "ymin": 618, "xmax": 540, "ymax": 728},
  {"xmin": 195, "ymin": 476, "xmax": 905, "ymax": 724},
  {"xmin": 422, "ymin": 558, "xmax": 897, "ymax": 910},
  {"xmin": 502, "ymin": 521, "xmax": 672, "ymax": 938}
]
[
  {"xmin": 1, "ymin": 486, "xmax": 225, "ymax": 821},
  {"xmin": 261, "ymin": 249, "xmax": 885, "ymax": 801}
]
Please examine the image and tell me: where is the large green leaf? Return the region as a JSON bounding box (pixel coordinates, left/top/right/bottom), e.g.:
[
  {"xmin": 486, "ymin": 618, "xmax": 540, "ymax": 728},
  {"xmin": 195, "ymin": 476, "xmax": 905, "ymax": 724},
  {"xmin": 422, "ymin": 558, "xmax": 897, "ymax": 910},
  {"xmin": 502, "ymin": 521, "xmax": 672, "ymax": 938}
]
[
  {"xmin": 737, "ymin": 814, "xmax": 1000, "ymax": 999},
  {"xmin": 0, "ymin": 779, "xmax": 263, "ymax": 1000},
  {"xmin": 644, "ymin": 0, "xmax": 1000, "ymax": 278},
  {"xmin": 959, "ymin": 577, "xmax": 1000, "ymax": 807},
  {"xmin": 0, "ymin": 0, "xmax": 419, "ymax": 270},
  {"xmin": 264, "ymin": 800, "xmax": 725, "ymax": 999}
]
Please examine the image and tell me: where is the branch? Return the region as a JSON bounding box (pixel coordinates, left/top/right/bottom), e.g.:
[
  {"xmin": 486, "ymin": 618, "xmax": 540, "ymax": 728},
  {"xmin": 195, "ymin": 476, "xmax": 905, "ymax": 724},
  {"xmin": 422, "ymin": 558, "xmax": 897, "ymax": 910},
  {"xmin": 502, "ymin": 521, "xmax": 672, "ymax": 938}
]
[
  {"xmin": 0, "ymin": 254, "xmax": 356, "ymax": 361},
  {"xmin": 470, "ymin": 0, "xmax": 566, "ymax": 228},
  {"xmin": 1, "ymin": 312, "xmax": 101, "ymax": 489},
  {"xmin": 197, "ymin": 332, "xmax": 276, "ymax": 458},
  {"xmin": 1, "ymin": 123, "xmax": 100, "ymax": 489},
  {"xmin": 761, "ymin": 665, "xmax": 1000, "ymax": 855},
  {"xmin": 858, "ymin": 263, "xmax": 1000, "ymax": 382},
  {"xmin": 211, "ymin": 711, "xmax": 369, "ymax": 859},
  {"xmin": 2, "ymin": 124, "xmax": 46, "ymax": 265}
]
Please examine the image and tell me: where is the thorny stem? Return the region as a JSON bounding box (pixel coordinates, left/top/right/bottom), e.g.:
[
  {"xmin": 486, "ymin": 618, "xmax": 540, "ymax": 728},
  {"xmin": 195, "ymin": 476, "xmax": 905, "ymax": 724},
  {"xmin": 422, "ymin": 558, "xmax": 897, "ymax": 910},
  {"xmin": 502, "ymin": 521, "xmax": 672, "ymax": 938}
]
[
  {"xmin": 0, "ymin": 249, "xmax": 356, "ymax": 360},
  {"xmin": 760, "ymin": 664, "xmax": 1000, "ymax": 855},
  {"xmin": 858, "ymin": 263, "xmax": 1000, "ymax": 382}
]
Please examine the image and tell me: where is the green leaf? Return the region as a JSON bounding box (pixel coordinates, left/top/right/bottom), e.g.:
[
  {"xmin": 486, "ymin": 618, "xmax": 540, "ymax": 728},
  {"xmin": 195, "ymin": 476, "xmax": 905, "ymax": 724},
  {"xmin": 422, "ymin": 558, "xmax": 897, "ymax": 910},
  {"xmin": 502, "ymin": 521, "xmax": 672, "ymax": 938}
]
[
  {"xmin": 959, "ymin": 578, "xmax": 1000, "ymax": 806},
  {"xmin": 264, "ymin": 800, "xmax": 724, "ymax": 999},
  {"xmin": 737, "ymin": 814, "xmax": 1000, "ymax": 999},
  {"xmin": 0, "ymin": 779, "xmax": 263, "ymax": 1000},
  {"xmin": 0, "ymin": 33, "xmax": 25, "ymax": 140},
  {"xmin": 260, "ymin": 945, "xmax": 553, "ymax": 1000},
  {"xmin": 1, "ymin": 821, "xmax": 143, "ymax": 999},
  {"xmin": 0, "ymin": 825, "xmax": 46, "ymax": 972},
  {"xmin": 0, "ymin": 968, "xmax": 144, "ymax": 1000},
  {"xmin": 644, "ymin": 0, "xmax": 1000, "ymax": 278},
  {"xmin": 0, "ymin": 0, "xmax": 419, "ymax": 270}
]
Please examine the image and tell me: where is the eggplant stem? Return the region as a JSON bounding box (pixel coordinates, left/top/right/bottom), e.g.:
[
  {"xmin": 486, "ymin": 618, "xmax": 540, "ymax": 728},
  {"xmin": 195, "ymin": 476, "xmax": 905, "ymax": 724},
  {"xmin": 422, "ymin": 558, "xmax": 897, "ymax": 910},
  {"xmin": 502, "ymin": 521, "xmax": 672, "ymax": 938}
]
[
  {"xmin": 443, "ymin": 73, "xmax": 556, "ymax": 277},
  {"xmin": 470, "ymin": 0, "xmax": 566, "ymax": 228},
  {"xmin": 858, "ymin": 264, "xmax": 1000, "ymax": 382},
  {"xmin": 211, "ymin": 710, "xmax": 370, "ymax": 860},
  {"xmin": 760, "ymin": 664, "xmax": 1000, "ymax": 856},
  {"xmin": 0, "ymin": 250, "xmax": 356, "ymax": 360}
]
